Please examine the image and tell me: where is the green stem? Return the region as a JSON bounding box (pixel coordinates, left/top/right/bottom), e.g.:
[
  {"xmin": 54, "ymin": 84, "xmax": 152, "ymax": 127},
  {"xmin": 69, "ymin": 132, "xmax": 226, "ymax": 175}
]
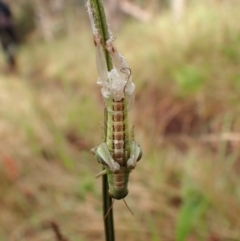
[
  {"xmin": 88, "ymin": 0, "xmax": 112, "ymax": 70},
  {"xmin": 87, "ymin": 1, "xmax": 114, "ymax": 241}
]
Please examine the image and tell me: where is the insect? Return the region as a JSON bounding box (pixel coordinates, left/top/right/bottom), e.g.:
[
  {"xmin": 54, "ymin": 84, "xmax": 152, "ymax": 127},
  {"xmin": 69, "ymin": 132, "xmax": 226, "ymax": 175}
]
[{"xmin": 91, "ymin": 33, "xmax": 142, "ymax": 200}]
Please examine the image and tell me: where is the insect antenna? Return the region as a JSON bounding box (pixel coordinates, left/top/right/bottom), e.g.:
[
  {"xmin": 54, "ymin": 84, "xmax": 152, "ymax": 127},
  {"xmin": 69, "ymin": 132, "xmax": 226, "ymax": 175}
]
[
  {"xmin": 121, "ymin": 67, "xmax": 131, "ymax": 81},
  {"xmin": 104, "ymin": 199, "xmax": 115, "ymax": 219},
  {"xmin": 85, "ymin": 0, "xmax": 98, "ymax": 35},
  {"xmin": 123, "ymin": 198, "xmax": 134, "ymax": 216}
]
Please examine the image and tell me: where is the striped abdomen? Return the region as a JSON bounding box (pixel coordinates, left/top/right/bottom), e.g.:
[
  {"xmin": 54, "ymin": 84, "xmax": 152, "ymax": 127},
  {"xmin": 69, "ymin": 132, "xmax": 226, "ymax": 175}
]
[
  {"xmin": 107, "ymin": 167, "xmax": 130, "ymax": 200},
  {"xmin": 106, "ymin": 98, "xmax": 131, "ymax": 199},
  {"xmin": 106, "ymin": 98, "xmax": 130, "ymax": 166}
]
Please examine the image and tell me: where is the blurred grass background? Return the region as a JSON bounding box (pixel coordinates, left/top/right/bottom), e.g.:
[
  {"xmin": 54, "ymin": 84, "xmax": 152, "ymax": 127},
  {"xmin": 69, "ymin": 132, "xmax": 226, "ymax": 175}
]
[{"xmin": 0, "ymin": 0, "xmax": 240, "ymax": 240}]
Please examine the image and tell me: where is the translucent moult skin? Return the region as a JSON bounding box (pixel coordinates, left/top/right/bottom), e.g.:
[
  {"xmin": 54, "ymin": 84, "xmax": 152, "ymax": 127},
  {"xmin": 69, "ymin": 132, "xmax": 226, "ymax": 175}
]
[{"xmin": 91, "ymin": 33, "xmax": 142, "ymax": 200}]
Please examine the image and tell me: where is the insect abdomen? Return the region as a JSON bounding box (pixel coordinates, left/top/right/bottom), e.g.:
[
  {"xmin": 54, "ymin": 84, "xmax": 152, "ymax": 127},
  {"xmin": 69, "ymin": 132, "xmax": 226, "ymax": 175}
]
[
  {"xmin": 105, "ymin": 98, "xmax": 131, "ymax": 199},
  {"xmin": 106, "ymin": 99, "xmax": 130, "ymax": 167},
  {"xmin": 107, "ymin": 167, "xmax": 130, "ymax": 200}
]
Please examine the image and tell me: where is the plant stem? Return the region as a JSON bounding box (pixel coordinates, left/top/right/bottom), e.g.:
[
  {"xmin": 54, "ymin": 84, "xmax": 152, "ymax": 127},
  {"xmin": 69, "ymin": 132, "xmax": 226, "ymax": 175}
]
[
  {"xmin": 88, "ymin": 0, "xmax": 112, "ymax": 70},
  {"xmin": 87, "ymin": 1, "xmax": 115, "ymax": 240}
]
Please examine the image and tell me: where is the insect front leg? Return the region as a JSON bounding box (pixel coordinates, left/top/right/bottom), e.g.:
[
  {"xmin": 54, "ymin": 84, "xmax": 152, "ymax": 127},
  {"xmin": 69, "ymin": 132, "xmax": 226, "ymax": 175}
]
[
  {"xmin": 127, "ymin": 141, "xmax": 142, "ymax": 169},
  {"xmin": 94, "ymin": 143, "xmax": 120, "ymax": 172}
]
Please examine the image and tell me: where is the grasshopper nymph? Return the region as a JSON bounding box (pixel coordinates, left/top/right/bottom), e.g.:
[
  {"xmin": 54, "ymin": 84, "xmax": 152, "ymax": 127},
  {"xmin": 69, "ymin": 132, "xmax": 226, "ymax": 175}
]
[{"xmin": 91, "ymin": 33, "xmax": 142, "ymax": 200}]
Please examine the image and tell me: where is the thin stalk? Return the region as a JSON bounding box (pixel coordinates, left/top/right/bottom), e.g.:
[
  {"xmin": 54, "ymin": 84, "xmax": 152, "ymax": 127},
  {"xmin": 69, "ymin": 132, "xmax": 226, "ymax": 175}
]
[
  {"xmin": 86, "ymin": 1, "xmax": 115, "ymax": 241},
  {"xmin": 87, "ymin": 0, "xmax": 112, "ymax": 70}
]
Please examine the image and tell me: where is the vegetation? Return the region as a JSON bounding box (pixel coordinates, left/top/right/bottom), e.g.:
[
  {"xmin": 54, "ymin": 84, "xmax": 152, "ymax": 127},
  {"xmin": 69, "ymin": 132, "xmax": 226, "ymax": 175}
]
[{"xmin": 0, "ymin": 1, "xmax": 240, "ymax": 240}]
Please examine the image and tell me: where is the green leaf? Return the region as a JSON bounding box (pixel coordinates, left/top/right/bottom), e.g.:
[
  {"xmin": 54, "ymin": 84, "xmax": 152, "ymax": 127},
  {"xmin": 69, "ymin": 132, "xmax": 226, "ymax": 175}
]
[{"xmin": 176, "ymin": 194, "xmax": 208, "ymax": 241}]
